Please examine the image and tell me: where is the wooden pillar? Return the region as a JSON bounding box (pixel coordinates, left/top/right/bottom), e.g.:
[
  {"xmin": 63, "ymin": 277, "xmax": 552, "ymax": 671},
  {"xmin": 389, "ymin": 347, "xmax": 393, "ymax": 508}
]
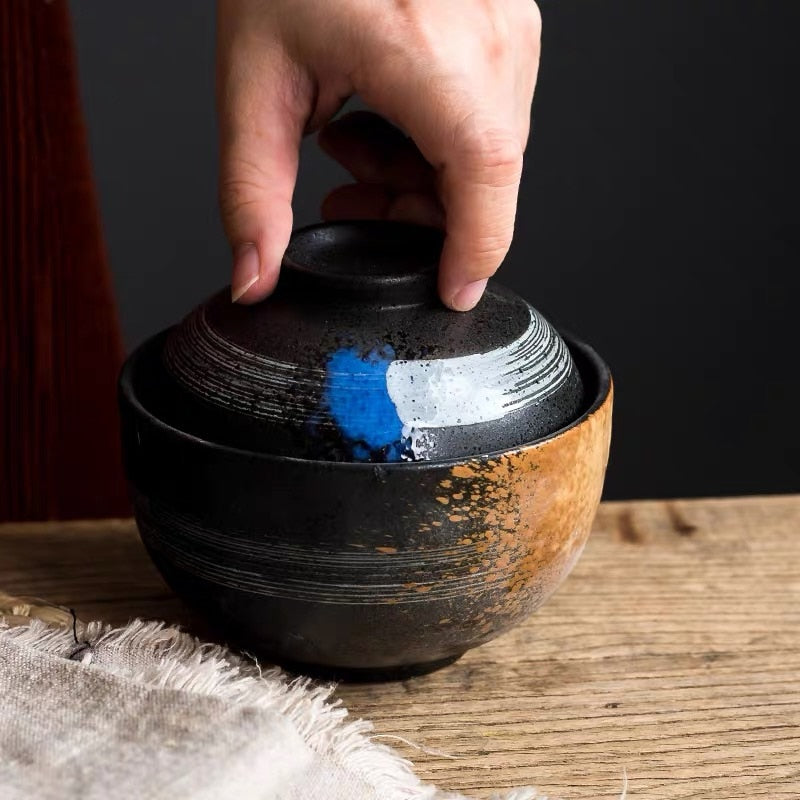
[{"xmin": 1, "ymin": 1, "xmax": 129, "ymax": 520}]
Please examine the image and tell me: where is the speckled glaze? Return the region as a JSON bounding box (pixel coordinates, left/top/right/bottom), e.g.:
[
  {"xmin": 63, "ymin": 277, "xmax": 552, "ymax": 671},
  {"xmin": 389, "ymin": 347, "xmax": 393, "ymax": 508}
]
[
  {"xmin": 119, "ymin": 330, "xmax": 612, "ymax": 679},
  {"xmin": 157, "ymin": 222, "xmax": 585, "ymax": 463}
]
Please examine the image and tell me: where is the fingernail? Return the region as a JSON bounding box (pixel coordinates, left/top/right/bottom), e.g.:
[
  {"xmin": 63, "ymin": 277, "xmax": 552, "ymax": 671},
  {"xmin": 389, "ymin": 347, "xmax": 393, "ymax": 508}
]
[
  {"xmin": 231, "ymin": 243, "xmax": 260, "ymax": 302},
  {"xmin": 450, "ymin": 278, "xmax": 488, "ymax": 312}
]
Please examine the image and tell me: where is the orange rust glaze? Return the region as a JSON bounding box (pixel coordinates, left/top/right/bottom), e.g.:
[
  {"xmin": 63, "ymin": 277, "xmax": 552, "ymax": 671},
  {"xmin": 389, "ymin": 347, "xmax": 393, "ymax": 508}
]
[{"xmin": 429, "ymin": 383, "xmax": 613, "ymax": 629}]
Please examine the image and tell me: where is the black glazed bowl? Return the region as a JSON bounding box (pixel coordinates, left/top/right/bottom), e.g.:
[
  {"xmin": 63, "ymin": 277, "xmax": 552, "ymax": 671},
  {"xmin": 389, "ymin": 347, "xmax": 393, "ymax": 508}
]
[
  {"xmin": 118, "ymin": 222, "xmax": 613, "ymax": 679},
  {"xmin": 119, "ymin": 341, "xmax": 612, "ymax": 681}
]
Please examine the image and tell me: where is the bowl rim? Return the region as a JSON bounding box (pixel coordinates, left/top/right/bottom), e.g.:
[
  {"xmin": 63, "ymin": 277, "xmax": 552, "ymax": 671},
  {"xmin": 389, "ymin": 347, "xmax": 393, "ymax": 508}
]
[{"xmin": 119, "ymin": 328, "xmax": 612, "ymax": 471}]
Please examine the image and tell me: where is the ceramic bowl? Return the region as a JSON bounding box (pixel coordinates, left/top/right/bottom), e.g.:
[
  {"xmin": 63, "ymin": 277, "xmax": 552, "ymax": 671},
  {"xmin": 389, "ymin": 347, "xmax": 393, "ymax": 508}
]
[{"xmin": 118, "ymin": 222, "xmax": 613, "ymax": 679}]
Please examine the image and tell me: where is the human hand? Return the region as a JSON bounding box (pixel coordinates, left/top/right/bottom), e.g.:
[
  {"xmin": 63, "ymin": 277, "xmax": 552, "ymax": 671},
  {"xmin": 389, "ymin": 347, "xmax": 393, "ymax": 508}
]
[{"xmin": 217, "ymin": 0, "xmax": 541, "ymax": 310}]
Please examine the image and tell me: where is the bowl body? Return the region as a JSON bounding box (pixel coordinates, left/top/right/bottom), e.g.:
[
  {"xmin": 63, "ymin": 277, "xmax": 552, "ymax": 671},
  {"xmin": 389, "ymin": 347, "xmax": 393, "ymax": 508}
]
[{"xmin": 119, "ymin": 330, "xmax": 612, "ymax": 679}]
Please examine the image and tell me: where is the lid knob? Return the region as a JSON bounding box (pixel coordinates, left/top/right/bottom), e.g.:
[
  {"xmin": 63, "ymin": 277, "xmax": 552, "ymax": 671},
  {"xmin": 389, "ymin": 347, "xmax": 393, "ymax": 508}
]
[{"xmin": 279, "ymin": 221, "xmax": 441, "ymax": 305}]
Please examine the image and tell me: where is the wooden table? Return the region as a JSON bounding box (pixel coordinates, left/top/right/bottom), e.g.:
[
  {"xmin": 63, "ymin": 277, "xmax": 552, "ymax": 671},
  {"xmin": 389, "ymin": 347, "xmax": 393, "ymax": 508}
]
[{"xmin": 1, "ymin": 496, "xmax": 798, "ymax": 798}]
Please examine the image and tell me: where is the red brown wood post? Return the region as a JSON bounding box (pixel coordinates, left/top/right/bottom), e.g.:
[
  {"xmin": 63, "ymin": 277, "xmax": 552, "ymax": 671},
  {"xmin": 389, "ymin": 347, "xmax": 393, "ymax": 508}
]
[{"xmin": 1, "ymin": 1, "xmax": 130, "ymax": 520}]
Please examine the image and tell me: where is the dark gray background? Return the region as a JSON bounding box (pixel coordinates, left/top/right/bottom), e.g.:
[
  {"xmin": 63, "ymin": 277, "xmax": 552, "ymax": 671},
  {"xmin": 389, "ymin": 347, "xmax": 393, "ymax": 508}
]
[{"xmin": 68, "ymin": 1, "xmax": 799, "ymax": 500}]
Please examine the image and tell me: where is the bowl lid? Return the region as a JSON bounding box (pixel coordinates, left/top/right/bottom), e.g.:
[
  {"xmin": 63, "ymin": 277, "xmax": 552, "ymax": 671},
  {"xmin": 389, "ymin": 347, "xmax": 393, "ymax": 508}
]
[{"xmin": 157, "ymin": 221, "xmax": 585, "ymax": 462}]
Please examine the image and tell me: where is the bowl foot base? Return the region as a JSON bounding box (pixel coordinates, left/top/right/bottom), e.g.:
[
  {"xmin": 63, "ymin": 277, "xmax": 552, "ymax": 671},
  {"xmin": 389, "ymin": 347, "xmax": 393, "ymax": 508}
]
[{"xmin": 273, "ymin": 653, "xmax": 464, "ymax": 683}]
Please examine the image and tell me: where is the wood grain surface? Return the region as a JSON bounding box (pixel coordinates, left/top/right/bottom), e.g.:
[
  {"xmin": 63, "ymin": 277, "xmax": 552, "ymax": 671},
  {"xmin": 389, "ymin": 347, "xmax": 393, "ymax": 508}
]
[{"xmin": 1, "ymin": 496, "xmax": 798, "ymax": 798}]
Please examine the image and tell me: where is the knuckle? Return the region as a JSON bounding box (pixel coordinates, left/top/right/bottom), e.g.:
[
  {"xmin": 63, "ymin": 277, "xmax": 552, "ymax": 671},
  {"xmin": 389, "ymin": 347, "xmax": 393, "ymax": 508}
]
[
  {"xmin": 218, "ymin": 158, "xmax": 271, "ymax": 221},
  {"xmin": 456, "ymin": 122, "xmax": 523, "ymax": 184},
  {"xmin": 481, "ymin": 231, "xmax": 514, "ymax": 261},
  {"xmin": 465, "ymin": 230, "xmax": 515, "ymax": 272},
  {"xmin": 481, "ymin": 131, "xmax": 524, "ymax": 173},
  {"xmin": 219, "ymin": 176, "xmax": 263, "ymax": 219}
]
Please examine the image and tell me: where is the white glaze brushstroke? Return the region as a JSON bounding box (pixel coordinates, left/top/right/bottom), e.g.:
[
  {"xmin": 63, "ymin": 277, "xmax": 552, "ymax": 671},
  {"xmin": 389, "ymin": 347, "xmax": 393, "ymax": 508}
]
[
  {"xmin": 167, "ymin": 304, "xmax": 572, "ymax": 462},
  {"xmin": 386, "ymin": 307, "xmax": 570, "ymax": 429}
]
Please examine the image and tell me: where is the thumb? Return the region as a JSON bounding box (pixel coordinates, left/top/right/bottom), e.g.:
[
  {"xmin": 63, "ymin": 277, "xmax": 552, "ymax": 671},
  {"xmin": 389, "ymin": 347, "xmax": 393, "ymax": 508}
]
[{"xmin": 217, "ymin": 41, "xmax": 312, "ymax": 303}]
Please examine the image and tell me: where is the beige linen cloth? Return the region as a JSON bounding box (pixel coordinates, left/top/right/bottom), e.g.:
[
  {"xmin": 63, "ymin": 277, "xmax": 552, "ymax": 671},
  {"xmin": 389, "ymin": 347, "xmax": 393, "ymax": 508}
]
[{"xmin": 0, "ymin": 598, "xmax": 543, "ymax": 800}]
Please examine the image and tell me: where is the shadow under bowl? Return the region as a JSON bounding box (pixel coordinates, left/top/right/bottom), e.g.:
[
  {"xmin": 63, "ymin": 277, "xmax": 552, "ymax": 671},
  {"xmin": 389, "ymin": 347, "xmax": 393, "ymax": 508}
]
[{"xmin": 119, "ymin": 331, "xmax": 613, "ymax": 681}]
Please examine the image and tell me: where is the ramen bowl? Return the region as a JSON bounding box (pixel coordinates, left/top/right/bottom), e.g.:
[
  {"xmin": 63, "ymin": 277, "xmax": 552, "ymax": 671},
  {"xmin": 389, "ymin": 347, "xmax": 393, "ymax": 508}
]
[{"xmin": 118, "ymin": 222, "xmax": 613, "ymax": 679}]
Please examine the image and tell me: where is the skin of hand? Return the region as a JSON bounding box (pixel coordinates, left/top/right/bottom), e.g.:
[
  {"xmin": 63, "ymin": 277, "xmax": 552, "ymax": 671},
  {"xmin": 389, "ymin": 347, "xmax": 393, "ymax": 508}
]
[{"xmin": 217, "ymin": 0, "xmax": 541, "ymax": 311}]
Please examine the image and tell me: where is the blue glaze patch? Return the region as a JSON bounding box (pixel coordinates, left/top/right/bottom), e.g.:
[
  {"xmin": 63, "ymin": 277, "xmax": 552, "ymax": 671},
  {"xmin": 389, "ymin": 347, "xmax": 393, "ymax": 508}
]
[{"xmin": 322, "ymin": 346, "xmax": 408, "ymax": 462}]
